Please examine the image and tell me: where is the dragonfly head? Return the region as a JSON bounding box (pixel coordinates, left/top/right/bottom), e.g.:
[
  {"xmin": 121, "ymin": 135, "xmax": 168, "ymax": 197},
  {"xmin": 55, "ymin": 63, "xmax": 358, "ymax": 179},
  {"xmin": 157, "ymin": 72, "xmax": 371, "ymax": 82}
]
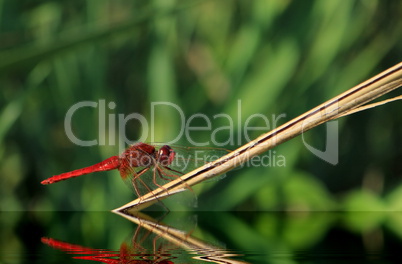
[{"xmin": 157, "ymin": 145, "xmax": 175, "ymax": 166}]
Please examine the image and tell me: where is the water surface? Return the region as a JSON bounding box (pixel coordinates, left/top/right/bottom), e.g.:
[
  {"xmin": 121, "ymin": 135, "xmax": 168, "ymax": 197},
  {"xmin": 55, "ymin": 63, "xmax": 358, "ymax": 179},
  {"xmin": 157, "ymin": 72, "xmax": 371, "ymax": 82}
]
[{"xmin": 1, "ymin": 211, "xmax": 402, "ymax": 263}]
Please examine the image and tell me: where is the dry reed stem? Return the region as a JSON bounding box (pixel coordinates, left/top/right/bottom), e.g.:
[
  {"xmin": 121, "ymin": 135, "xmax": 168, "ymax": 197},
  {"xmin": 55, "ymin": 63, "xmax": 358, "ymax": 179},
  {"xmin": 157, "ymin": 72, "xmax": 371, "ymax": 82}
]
[{"xmin": 114, "ymin": 62, "xmax": 402, "ymax": 212}]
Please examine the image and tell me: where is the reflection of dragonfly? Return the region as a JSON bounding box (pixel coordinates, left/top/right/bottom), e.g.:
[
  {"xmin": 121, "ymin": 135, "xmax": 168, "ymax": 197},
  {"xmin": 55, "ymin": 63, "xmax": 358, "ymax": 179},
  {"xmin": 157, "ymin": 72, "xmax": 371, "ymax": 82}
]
[
  {"xmin": 42, "ymin": 211, "xmax": 249, "ymax": 264},
  {"xmin": 41, "ymin": 143, "xmax": 228, "ymax": 200},
  {"xmin": 41, "ymin": 237, "xmax": 174, "ymax": 264}
]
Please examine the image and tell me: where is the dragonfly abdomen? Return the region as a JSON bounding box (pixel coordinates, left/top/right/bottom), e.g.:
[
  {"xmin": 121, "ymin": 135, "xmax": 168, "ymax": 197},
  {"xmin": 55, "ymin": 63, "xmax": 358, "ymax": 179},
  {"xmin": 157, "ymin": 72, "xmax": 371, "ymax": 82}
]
[{"xmin": 41, "ymin": 156, "xmax": 120, "ymax": 185}]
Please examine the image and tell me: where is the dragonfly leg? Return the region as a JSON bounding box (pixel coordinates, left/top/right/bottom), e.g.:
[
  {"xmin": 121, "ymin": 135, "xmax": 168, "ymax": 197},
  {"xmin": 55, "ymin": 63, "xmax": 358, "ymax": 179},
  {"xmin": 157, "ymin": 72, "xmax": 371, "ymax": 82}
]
[
  {"xmin": 157, "ymin": 167, "xmax": 183, "ymax": 182},
  {"xmin": 162, "ymin": 166, "xmax": 184, "ymax": 176},
  {"xmin": 132, "ymin": 166, "xmax": 169, "ymax": 210},
  {"xmin": 152, "ymin": 167, "xmax": 170, "ymax": 194},
  {"xmin": 159, "ymin": 166, "xmax": 195, "ymax": 194},
  {"xmin": 131, "ymin": 167, "xmax": 150, "ymax": 198}
]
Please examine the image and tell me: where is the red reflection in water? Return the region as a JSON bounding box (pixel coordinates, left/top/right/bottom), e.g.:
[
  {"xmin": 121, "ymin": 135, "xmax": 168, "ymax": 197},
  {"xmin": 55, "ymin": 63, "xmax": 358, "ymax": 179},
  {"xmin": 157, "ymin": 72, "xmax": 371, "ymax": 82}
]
[{"xmin": 41, "ymin": 237, "xmax": 174, "ymax": 264}]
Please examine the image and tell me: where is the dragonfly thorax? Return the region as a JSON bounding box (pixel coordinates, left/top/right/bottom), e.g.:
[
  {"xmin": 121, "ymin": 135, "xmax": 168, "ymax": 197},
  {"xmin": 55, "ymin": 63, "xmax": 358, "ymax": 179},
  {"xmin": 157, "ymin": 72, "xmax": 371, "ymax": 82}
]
[{"xmin": 121, "ymin": 143, "xmax": 157, "ymax": 168}]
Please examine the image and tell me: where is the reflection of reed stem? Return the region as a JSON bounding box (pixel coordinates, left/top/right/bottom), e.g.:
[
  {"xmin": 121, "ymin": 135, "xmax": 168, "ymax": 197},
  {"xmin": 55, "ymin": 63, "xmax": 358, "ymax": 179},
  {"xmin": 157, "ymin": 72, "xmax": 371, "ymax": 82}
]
[
  {"xmin": 114, "ymin": 62, "xmax": 402, "ymax": 212},
  {"xmin": 114, "ymin": 211, "xmax": 249, "ymax": 264}
]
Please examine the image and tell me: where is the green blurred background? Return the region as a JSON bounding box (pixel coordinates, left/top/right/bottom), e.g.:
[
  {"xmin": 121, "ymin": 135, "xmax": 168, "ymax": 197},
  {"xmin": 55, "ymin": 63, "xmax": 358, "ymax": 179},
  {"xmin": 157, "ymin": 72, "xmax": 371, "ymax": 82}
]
[{"xmin": 1, "ymin": 0, "xmax": 402, "ymax": 212}]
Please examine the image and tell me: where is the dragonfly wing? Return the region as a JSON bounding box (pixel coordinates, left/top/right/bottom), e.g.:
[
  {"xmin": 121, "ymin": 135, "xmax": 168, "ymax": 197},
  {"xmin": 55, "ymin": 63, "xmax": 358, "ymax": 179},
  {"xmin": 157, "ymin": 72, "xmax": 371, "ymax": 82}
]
[
  {"xmin": 119, "ymin": 165, "xmax": 151, "ymax": 197},
  {"xmin": 166, "ymin": 145, "xmax": 230, "ymax": 181},
  {"xmin": 119, "ymin": 161, "xmax": 184, "ymax": 204}
]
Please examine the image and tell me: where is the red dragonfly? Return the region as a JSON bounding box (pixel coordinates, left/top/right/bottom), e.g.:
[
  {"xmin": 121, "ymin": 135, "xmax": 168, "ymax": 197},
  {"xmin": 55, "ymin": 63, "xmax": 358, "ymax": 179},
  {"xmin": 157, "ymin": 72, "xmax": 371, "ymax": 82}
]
[{"xmin": 41, "ymin": 143, "xmax": 228, "ymax": 198}]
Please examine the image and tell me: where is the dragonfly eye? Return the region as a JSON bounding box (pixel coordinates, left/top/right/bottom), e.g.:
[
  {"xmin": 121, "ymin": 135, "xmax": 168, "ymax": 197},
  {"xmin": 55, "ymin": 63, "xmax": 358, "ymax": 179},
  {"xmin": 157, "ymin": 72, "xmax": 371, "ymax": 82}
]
[{"xmin": 157, "ymin": 145, "xmax": 175, "ymax": 166}]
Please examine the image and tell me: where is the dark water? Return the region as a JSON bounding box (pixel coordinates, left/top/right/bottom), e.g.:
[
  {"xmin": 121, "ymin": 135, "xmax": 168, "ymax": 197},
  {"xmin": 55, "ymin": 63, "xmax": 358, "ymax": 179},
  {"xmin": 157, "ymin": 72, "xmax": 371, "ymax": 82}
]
[{"xmin": 1, "ymin": 210, "xmax": 402, "ymax": 263}]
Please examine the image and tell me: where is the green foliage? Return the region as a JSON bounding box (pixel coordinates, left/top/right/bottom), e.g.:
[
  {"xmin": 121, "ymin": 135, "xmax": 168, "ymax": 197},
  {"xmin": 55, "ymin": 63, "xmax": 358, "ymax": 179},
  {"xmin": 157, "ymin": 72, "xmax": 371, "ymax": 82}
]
[{"xmin": 0, "ymin": 0, "xmax": 401, "ymax": 213}]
